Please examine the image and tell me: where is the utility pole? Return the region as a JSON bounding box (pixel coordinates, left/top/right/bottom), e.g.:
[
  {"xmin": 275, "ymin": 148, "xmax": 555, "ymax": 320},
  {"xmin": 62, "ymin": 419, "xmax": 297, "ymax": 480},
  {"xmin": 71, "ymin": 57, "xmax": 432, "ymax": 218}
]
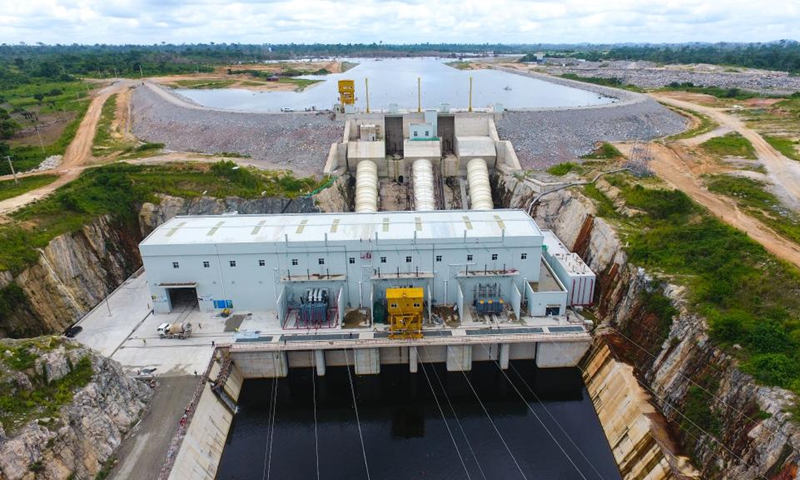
[
  {"xmin": 468, "ymin": 76, "xmax": 473, "ymax": 113},
  {"xmin": 6, "ymin": 156, "xmax": 18, "ymax": 184},
  {"xmin": 34, "ymin": 125, "xmax": 45, "ymax": 154}
]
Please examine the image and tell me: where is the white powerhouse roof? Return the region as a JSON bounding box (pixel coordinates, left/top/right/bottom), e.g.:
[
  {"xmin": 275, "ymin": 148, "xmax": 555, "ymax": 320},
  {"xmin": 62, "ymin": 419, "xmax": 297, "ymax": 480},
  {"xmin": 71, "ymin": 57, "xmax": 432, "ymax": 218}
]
[{"xmin": 141, "ymin": 210, "xmax": 542, "ymax": 247}]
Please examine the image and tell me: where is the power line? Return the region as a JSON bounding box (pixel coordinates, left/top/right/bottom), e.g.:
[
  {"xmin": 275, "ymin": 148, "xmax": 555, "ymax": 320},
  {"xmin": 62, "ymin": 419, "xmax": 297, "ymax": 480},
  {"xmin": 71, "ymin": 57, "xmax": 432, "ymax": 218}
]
[
  {"xmin": 606, "ymin": 324, "xmax": 794, "ymax": 442},
  {"xmin": 311, "ymin": 354, "xmax": 320, "ymax": 480},
  {"xmin": 474, "ymin": 343, "xmax": 591, "ymax": 480},
  {"xmin": 505, "ymin": 360, "xmax": 605, "ymax": 480},
  {"xmin": 437, "ymin": 330, "xmax": 529, "ymax": 480},
  {"xmin": 415, "ymin": 347, "xmax": 472, "ymax": 480},
  {"xmin": 420, "ymin": 346, "xmax": 488, "ymax": 480},
  {"xmin": 262, "ymin": 376, "xmax": 279, "ymax": 480},
  {"xmin": 345, "ymin": 347, "xmax": 372, "ymax": 480},
  {"xmin": 544, "ymin": 336, "xmax": 772, "ymax": 480}
]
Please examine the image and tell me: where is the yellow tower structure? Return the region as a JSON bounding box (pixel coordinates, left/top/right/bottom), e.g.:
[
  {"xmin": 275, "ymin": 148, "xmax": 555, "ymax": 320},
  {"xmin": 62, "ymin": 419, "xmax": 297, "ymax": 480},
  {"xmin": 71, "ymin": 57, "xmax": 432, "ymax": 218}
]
[
  {"xmin": 386, "ymin": 287, "xmax": 424, "ymax": 339},
  {"xmin": 338, "ymin": 80, "xmax": 356, "ymax": 107}
]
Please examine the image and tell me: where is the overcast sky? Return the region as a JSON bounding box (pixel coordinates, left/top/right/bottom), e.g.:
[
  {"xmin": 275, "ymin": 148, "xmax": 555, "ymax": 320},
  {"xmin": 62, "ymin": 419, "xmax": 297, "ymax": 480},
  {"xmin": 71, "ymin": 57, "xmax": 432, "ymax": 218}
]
[{"xmin": 1, "ymin": 0, "xmax": 797, "ymax": 45}]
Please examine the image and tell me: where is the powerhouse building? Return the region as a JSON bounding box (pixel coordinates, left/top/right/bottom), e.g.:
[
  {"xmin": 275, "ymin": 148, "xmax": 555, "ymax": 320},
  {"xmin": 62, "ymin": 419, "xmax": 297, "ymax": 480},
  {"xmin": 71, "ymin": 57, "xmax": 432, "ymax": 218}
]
[{"xmin": 139, "ymin": 210, "xmax": 585, "ymax": 324}]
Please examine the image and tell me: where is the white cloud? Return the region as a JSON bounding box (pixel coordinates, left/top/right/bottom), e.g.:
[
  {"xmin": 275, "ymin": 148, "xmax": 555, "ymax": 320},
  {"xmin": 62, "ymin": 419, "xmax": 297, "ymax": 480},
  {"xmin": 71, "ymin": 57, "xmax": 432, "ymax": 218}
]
[{"xmin": 0, "ymin": 0, "xmax": 796, "ymax": 45}]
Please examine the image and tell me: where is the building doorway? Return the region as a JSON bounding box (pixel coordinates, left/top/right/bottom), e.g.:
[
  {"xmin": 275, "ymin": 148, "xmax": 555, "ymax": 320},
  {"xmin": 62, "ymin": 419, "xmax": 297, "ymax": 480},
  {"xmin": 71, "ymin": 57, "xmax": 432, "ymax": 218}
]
[{"xmin": 166, "ymin": 287, "xmax": 199, "ymax": 313}]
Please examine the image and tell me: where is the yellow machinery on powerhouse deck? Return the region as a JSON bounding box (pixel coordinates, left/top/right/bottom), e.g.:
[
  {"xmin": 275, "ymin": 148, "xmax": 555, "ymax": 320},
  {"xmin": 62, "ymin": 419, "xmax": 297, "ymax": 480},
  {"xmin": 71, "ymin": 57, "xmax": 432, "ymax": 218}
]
[{"xmin": 386, "ymin": 287, "xmax": 423, "ymax": 339}]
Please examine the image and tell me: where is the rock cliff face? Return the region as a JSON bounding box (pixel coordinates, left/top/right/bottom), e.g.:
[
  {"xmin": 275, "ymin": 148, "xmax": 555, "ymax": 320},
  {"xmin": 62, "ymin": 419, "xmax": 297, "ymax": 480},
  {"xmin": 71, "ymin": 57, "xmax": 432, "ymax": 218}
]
[
  {"xmin": 0, "ymin": 182, "xmax": 352, "ymax": 339},
  {"xmin": 496, "ymin": 174, "xmax": 800, "ymax": 479},
  {"xmin": 0, "ymin": 217, "xmax": 142, "ymax": 339},
  {"xmin": 0, "ymin": 337, "xmax": 152, "ymax": 480}
]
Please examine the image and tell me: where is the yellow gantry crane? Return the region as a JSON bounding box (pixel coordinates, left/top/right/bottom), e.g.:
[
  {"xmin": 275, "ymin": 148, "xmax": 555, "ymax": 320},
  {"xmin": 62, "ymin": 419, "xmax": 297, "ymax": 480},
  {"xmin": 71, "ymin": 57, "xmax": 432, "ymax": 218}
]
[{"xmin": 386, "ymin": 287, "xmax": 424, "ymax": 339}]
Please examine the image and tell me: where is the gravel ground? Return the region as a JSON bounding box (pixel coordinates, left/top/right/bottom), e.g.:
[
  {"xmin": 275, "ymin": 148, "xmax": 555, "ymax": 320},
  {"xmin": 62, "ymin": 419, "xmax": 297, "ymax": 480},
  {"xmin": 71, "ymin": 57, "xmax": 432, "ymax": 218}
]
[
  {"xmin": 494, "ymin": 68, "xmax": 688, "ymax": 167},
  {"xmin": 538, "ymin": 61, "xmax": 800, "ymax": 95},
  {"xmin": 132, "ymin": 85, "xmax": 341, "ymax": 173},
  {"xmin": 132, "ymin": 79, "xmax": 687, "ymax": 171}
]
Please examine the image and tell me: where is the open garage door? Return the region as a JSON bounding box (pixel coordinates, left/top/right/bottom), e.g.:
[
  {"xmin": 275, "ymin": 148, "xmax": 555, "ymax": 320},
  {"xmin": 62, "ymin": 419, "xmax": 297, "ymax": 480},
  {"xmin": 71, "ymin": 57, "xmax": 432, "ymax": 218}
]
[{"xmin": 166, "ymin": 286, "xmax": 199, "ymax": 313}]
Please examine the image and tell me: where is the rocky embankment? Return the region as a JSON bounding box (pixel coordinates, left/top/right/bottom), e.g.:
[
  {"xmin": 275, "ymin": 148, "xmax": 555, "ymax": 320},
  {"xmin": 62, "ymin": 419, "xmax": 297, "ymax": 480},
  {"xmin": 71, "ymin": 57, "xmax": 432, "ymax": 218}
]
[
  {"xmin": 538, "ymin": 60, "xmax": 800, "ymax": 95},
  {"xmin": 491, "ymin": 68, "xmax": 687, "ymax": 167},
  {"xmin": 0, "ymin": 177, "xmax": 351, "ymax": 339},
  {"xmin": 131, "ymin": 84, "xmax": 342, "ymax": 173},
  {"xmin": 496, "ymin": 174, "xmax": 800, "ymax": 478},
  {"xmin": 0, "ymin": 337, "xmax": 152, "ymax": 480}
]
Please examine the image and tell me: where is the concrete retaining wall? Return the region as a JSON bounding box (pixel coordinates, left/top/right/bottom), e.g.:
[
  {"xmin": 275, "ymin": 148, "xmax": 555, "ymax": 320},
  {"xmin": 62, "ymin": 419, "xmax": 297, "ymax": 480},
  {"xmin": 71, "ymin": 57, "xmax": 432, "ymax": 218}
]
[{"xmin": 168, "ymin": 361, "xmax": 244, "ymax": 480}]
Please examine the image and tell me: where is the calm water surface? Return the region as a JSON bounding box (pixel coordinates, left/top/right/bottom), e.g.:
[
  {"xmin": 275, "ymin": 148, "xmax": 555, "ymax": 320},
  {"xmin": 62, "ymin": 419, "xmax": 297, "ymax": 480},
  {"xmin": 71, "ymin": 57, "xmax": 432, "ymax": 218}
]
[
  {"xmin": 176, "ymin": 58, "xmax": 614, "ymax": 112},
  {"xmin": 216, "ymin": 361, "xmax": 620, "ymax": 480}
]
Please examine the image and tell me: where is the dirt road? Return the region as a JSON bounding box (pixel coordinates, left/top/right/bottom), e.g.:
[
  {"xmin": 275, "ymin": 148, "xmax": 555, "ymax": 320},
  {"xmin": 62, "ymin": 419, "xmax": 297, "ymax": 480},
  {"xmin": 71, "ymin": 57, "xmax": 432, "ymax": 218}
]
[
  {"xmin": 653, "ymin": 92, "xmax": 800, "ymax": 202},
  {"xmin": 0, "ymin": 80, "xmax": 134, "ymax": 216},
  {"xmin": 619, "ymin": 142, "xmax": 800, "ymax": 269}
]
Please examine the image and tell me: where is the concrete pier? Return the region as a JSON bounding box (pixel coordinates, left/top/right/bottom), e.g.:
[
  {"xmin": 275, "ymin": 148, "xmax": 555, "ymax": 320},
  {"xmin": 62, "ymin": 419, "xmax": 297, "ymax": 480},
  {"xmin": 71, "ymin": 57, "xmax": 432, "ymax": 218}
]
[
  {"xmin": 354, "ymin": 348, "xmax": 381, "ymax": 375},
  {"xmin": 314, "ymin": 349, "xmax": 326, "ymax": 376},
  {"xmin": 446, "ymin": 345, "xmax": 473, "ymax": 372},
  {"xmin": 499, "ymin": 343, "xmax": 510, "ymax": 369}
]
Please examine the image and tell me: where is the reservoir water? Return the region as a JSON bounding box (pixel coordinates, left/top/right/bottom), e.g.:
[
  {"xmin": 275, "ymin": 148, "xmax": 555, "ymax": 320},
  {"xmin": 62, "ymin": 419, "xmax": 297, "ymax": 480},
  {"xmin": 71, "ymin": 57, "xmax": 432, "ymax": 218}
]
[
  {"xmin": 175, "ymin": 58, "xmax": 615, "ymax": 113},
  {"xmin": 216, "ymin": 361, "xmax": 620, "ymax": 479}
]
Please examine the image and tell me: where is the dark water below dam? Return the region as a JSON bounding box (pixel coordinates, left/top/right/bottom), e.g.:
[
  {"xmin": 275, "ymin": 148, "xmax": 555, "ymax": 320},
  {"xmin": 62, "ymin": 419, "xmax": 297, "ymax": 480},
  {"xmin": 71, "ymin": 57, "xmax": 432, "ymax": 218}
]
[{"xmin": 216, "ymin": 361, "xmax": 620, "ymax": 480}]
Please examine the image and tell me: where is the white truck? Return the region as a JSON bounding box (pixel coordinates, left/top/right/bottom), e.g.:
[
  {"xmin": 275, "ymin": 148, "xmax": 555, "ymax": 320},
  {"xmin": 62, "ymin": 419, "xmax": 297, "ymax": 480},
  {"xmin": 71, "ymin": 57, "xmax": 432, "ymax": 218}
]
[{"xmin": 157, "ymin": 322, "xmax": 193, "ymax": 339}]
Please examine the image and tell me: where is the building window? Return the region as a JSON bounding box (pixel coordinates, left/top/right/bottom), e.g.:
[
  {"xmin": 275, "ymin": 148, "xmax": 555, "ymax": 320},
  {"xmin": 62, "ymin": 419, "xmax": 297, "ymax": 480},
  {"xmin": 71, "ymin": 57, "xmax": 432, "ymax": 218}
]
[
  {"xmin": 172, "ymin": 262, "xmax": 179, "ymax": 269},
  {"xmin": 436, "ymin": 255, "xmax": 442, "ymax": 262},
  {"xmin": 425, "ymin": 130, "xmax": 429, "ymax": 137},
  {"xmin": 413, "ymin": 131, "xmax": 418, "ymax": 137},
  {"xmin": 318, "ymin": 258, "xmax": 325, "ymax": 265},
  {"xmin": 259, "ymin": 259, "xmax": 266, "ymax": 267},
  {"xmin": 292, "ymin": 259, "xmax": 298, "ymax": 266},
  {"xmin": 467, "ymin": 254, "xmax": 473, "ymax": 261},
  {"xmin": 406, "ymin": 256, "xmax": 412, "ymax": 263},
  {"xmin": 521, "ymin": 253, "xmax": 527, "ymax": 260},
  {"xmin": 229, "ymin": 260, "xmax": 236, "ymax": 267},
  {"xmin": 381, "ymin": 256, "xmax": 387, "ymax": 263},
  {"xmin": 203, "ymin": 261, "xmax": 210, "ymax": 268},
  {"xmin": 491, "ymin": 253, "xmax": 498, "ymax": 261},
  {"xmin": 349, "ymin": 257, "xmax": 355, "ymax": 264}
]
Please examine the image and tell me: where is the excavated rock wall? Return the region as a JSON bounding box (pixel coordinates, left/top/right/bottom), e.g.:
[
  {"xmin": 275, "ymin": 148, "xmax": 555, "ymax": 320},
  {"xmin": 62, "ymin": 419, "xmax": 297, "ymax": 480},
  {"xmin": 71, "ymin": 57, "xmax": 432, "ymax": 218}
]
[
  {"xmin": 496, "ymin": 173, "xmax": 800, "ymax": 479},
  {"xmin": 0, "ymin": 338, "xmax": 152, "ymax": 480},
  {"xmin": 0, "ymin": 217, "xmax": 142, "ymax": 338},
  {"xmin": 1, "ymin": 181, "xmax": 350, "ymax": 339}
]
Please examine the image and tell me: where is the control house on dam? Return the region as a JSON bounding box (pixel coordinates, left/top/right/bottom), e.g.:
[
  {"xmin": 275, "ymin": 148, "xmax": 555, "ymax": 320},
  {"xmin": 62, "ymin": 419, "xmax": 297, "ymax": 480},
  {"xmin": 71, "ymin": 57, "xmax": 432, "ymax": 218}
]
[{"xmin": 139, "ymin": 209, "xmax": 596, "ymax": 377}]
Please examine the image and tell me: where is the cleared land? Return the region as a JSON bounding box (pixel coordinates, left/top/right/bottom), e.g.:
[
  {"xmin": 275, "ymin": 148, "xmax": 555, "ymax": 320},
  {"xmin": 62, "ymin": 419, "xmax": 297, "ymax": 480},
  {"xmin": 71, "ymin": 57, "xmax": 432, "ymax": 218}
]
[{"xmin": 149, "ymin": 60, "xmax": 345, "ymax": 92}]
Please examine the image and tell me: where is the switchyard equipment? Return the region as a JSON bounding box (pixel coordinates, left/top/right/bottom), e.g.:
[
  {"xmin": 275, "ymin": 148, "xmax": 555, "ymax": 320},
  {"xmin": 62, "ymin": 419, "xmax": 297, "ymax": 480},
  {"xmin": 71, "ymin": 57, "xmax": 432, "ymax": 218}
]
[
  {"xmin": 474, "ymin": 284, "xmax": 505, "ymax": 315},
  {"xmin": 299, "ymin": 289, "xmax": 329, "ymax": 328},
  {"xmin": 386, "ymin": 287, "xmax": 424, "ymax": 339}
]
